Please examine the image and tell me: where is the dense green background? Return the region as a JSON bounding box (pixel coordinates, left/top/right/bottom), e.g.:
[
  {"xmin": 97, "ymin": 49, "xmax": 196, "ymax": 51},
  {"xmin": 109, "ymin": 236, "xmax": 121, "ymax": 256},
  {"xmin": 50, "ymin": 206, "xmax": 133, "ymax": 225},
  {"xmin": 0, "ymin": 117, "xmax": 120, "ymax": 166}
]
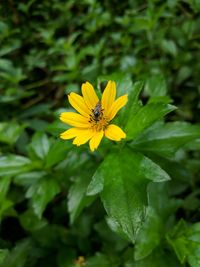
[{"xmin": 0, "ymin": 0, "xmax": 200, "ymax": 266}]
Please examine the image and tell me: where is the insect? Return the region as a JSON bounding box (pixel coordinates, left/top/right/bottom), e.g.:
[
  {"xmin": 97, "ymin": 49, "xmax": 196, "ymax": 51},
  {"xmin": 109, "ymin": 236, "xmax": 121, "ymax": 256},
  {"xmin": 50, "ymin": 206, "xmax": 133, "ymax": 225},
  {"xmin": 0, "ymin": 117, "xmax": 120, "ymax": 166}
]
[{"xmin": 91, "ymin": 101, "xmax": 103, "ymax": 122}]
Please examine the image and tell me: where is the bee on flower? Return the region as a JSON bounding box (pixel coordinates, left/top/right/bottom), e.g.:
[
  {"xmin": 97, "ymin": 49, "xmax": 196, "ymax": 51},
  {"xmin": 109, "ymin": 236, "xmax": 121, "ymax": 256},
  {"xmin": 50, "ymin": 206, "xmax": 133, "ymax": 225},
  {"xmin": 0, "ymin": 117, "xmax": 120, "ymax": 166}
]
[{"xmin": 60, "ymin": 80, "xmax": 128, "ymax": 151}]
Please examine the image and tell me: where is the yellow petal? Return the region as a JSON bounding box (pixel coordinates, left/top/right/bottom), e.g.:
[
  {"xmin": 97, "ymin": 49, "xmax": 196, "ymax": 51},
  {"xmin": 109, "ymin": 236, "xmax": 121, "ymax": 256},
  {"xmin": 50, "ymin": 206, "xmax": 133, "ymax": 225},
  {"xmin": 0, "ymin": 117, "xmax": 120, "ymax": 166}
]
[
  {"xmin": 108, "ymin": 94, "xmax": 128, "ymax": 121},
  {"xmin": 89, "ymin": 130, "xmax": 104, "ymax": 151},
  {"xmin": 60, "ymin": 128, "xmax": 79, "ymax": 140},
  {"xmin": 104, "ymin": 124, "xmax": 126, "ymax": 141},
  {"xmin": 60, "ymin": 112, "xmax": 90, "ymax": 128},
  {"xmin": 101, "ymin": 81, "xmax": 116, "ymax": 116},
  {"xmin": 68, "ymin": 92, "xmax": 90, "ymax": 117},
  {"xmin": 73, "ymin": 129, "xmax": 95, "ymax": 146},
  {"xmin": 81, "ymin": 82, "xmax": 99, "ymax": 110}
]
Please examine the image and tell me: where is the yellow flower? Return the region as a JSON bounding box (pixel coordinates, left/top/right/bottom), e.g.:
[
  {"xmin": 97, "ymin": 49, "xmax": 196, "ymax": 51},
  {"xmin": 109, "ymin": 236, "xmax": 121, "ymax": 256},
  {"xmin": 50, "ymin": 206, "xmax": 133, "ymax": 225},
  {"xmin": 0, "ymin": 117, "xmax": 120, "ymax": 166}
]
[{"xmin": 60, "ymin": 80, "xmax": 128, "ymax": 151}]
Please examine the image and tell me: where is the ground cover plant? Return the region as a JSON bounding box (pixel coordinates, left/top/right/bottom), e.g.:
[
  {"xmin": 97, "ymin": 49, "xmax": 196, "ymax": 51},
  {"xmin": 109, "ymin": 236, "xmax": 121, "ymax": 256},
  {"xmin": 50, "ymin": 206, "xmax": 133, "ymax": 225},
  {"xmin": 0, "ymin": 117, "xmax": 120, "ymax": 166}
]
[{"xmin": 0, "ymin": 0, "xmax": 200, "ymax": 266}]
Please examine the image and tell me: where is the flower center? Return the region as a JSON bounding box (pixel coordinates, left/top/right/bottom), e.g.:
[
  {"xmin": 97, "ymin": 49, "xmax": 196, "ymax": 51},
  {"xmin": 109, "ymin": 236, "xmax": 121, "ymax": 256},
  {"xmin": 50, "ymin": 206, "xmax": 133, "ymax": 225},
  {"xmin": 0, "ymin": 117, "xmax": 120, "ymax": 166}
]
[{"xmin": 89, "ymin": 103, "xmax": 109, "ymax": 131}]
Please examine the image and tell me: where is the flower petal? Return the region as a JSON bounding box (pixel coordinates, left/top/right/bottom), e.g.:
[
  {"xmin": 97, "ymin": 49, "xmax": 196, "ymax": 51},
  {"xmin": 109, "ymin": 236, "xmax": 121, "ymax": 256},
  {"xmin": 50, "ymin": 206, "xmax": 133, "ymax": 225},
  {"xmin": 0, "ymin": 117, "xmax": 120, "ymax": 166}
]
[
  {"xmin": 81, "ymin": 81, "xmax": 99, "ymax": 110},
  {"xmin": 60, "ymin": 128, "xmax": 79, "ymax": 140},
  {"xmin": 101, "ymin": 81, "xmax": 116, "ymax": 116},
  {"xmin": 60, "ymin": 112, "xmax": 90, "ymax": 128},
  {"xmin": 68, "ymin": 92, "xmax": 90, "ymax": 117},
  {"xmin": 89, "ymin": 130, "xmax": 104, "ymax": 151},
  {"xmin": 73, "ymin": 129, "xmax": 95, "ymax": 146},
  {"xmin": 104, "ymin": 124, "xmax": 126, "ymax": 141},
  {"xmin": 108, "ymin": 94, "xmax": 128, "ymax": 121}
]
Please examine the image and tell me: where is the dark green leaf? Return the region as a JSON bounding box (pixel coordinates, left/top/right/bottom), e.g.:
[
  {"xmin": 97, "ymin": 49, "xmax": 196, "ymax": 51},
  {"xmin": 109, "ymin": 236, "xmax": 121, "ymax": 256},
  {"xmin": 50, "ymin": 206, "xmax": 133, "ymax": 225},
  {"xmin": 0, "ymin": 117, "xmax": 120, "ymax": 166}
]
[
  {"xmin": 1, "ymin": 239, "xmax": 31, "ymax": 267},
  {"xmin": 26, "ymin": 179, "xmax": 60, "ymax": 218},
  {"xmin": 131, "ymin": 122, "xmax": 200, "ymax": 157},
  {"xmin": 68, "ymin": 175, "xmax": 96, "ymax": 223},
  {"xmin": 125, "ymin": 103, "xmax": 176, "ymax": 140},
  {"xmin": 98, "ymin": 149, "xmax": 169, "ymax": 242},
  {"xmin": 45, "ymin": 140, "xmax": 70, "ymax": 168},
  {"xmin": 167, "ymin": 220, "xmax": 200, "ymax": 266}
]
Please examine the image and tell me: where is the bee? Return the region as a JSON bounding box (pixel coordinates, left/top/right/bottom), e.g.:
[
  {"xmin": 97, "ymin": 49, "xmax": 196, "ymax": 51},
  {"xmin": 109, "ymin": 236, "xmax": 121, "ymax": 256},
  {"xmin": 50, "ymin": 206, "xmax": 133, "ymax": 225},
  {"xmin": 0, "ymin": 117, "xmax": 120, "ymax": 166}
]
[{"xmin": 91, "ymin": 101, "xmax": 103, "ymax": 122}]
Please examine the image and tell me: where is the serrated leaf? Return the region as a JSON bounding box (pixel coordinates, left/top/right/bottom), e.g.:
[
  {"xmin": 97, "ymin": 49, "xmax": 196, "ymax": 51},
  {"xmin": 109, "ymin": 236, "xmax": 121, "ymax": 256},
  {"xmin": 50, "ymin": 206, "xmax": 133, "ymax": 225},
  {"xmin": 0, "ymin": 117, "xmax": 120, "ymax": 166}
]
[{"xmin": 98, "ymin": 148, "xmax": 170, "ymax": 242}]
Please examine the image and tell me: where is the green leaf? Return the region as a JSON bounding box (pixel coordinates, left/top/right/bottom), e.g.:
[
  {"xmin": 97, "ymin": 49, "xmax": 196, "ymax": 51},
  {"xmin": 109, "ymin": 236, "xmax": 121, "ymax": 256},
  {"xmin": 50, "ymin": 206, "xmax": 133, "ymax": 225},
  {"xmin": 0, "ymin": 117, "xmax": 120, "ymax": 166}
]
[
  {"xmin": 0, "ymin": 176, "xmax": 11, "ymax": 202},
  {"xmin": 45, "ymin": 140, "xmax": 70, "ymax": 168},
  {"xmin": 118, "ymin": 80, "xmax": 144, "ymax": 128},
  {"xmin": 98, "ymin": 149, "xmax": 170, "ymax": 242},
  {"xmin": 28, "ymin": 132, "xmax": 50, "ymax": 160},
  {"xmin": 86, "ymin": 253, "xmax": 117, "ymax": 267},
  {"xmin": 19, "ymin": 209, "xmax": 47, "ymax": 232},
  {"xmin": 1, "ymin": 239, "xmax": 31, "ymax": 267},
  {"xmin": 134, "ymin": 207, "xmax": 163, "ymax": 260},
  {"xmin": 0, "ymin": 121, "xmax": 25, "ymax": 145},
  {"xmin": 14, "ymin": 171, "xmax": 46, "ymax": 186},
  {"xmin": 125, "ymin": 102, "xmax": 176, "ymax": 140},
  {"xmin": 0, "ymin": 198, "xmax": 13, "ymax": 219},
  {"xmin": 0, "ymin": 155, "xmax": 32, "ymax": 176},
  {"xmin": 167, "ymin": 220, "xmax": 200, "ymax": 266},
  {"xmin": 161, "ymin": 39, "xmax": 177, "ymax": 57},
  {"xmin": 131, "ymin": 122, "xmax": 200, "ymax": 157},
  {"xmin": 98, "ymin": 74, "xmax": 143, "ymax": 128},
  {"xmin": 131, "ymin": 248, "xmax": 181, "ymax": 267},
  {"xmin": 144, "ymin": 74, "xmax": 167, "ymax": 97},
  {"xmin": 0, "ymin": 249, "xmax": 9, "ymax": 265},
  {"xmin": 26, "ymin": 179, "xmax": 60, "ymax": 218},
  {"xmin": 135, "ymin": 183, "xmax": 180, "ymax": 260},
  {"xmin": 68, "ymin": 175, "xmax": 96, "ymax": 223}
]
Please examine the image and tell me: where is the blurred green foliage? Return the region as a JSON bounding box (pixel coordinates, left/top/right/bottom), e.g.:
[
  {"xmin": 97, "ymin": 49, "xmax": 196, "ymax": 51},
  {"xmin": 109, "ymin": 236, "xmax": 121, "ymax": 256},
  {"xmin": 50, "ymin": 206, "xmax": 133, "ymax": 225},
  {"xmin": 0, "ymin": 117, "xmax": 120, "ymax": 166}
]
[{"xmin": 0, "ymin": 0, "xmax": 200, "ymax": 266}]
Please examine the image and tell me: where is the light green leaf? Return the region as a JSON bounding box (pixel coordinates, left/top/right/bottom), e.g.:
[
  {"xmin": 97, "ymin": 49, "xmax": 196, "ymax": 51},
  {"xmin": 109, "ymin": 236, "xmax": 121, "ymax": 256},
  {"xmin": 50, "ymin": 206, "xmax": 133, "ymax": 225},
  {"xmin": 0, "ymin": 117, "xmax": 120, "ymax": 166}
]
[
  {"xmin": 0, "ymin": 155, "xmax": 32, "ymax": 176},
  {"xmin": 0, "ymin": 249, "xmax": 9, "ymax": 265},
  {"xmin": 0, "ymin": 121, "xmax": 25, "ymax": 145},
  {"xmin": 0, "ymin": 176, "xmax": 11, "ymax": 202},
  {"xmin": 28, "ymin": 132, "xmax": 50, "ymax": 160},
  {"xmin": 144, "ymin": 74, "xmax": 167, "ymax": 97}
]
